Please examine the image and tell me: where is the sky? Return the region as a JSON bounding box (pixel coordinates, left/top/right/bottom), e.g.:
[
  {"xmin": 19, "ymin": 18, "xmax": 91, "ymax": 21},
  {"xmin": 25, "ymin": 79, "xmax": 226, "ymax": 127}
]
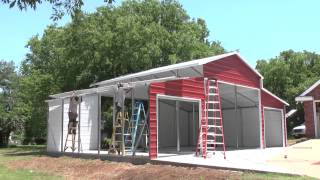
[{"xmin": 1, "ymin": 0, "xmax": 320, "ymax": 68}]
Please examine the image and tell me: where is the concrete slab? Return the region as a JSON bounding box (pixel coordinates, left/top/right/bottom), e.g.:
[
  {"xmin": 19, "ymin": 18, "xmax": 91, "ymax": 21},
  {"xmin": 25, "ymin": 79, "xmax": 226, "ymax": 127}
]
[
  {"xmin": 155, "ymin": 148, "xmax": 302, "ymax": 175},
  {"xmin": 52, "ymin": 141, "xmax": 320, "ymax": 178},
  {"xmin": 268, "ymin": 139, "xmax": 320, "ymax": 179}
]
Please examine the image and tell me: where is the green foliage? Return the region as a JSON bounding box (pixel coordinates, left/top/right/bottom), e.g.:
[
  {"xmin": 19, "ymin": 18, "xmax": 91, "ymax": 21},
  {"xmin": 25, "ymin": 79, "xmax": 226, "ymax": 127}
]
[
  {"xmin": 0, "ymin": 60, "xmax": 25, "ymax": 147},
  {"xmin": 256, "ymin": 50, "xmax": 320, "ymax": 130},
  {"xmin": 20, "ymin": 0, "xmax": 225, "ymax": 141},
  {"xmin": 1, "ymin": 0, "xmax": 107, "ymax": 21},
  {"xmin": 18, "ymin": 70, "xmax": 60, "ymax": 141}
]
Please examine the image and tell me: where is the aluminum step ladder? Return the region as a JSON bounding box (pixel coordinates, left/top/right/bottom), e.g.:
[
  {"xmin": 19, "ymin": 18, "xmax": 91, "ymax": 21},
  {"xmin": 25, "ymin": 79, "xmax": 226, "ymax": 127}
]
[
  {"xmin": 64, "ymin": 121, "xmax": 81, "ymax": 152},
  {"xmin": 125, "ymin": 101, "xmax": 148, "ymax": 154},
  {"xmin": 109, "ymin": 111, "xmax": 130, "ymax": 155},
  {"xmin": 196, "ymin": 78, "xmax": 226, "ymax": 159}
]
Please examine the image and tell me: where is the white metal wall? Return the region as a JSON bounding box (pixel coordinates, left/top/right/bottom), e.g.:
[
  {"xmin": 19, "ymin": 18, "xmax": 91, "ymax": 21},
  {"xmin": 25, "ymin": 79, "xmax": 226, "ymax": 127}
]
[
  {"xmin": 179, "ymin": 109, "xmax": 193, "ymax": 147},
  {"xmin": 47, "ymin": 99, "xmax": 62, "ymax": 152},
  {"xmin": 80, "ymin": 95, "xmax": 99, "ymax": 150},
  {"xmin": 264, "ymin": 108, "xmax": 283, "ymax": 147},
  {"xmin": 223, "ymin": 109, "xmax": 239, "ymax": 147},
  {"xmin": 58, "ymin": 94, "xmax": 99, "ymax": 152},
  {"xmin": 158, "ymin": 100, "xmax": 198, "ymax": 149},
  {"xmin": 158, "ymin": 101, "xmax": 176, "ymax": 148},
  {"xmin": 242, "ymin": 107, "xmax": 260, "ymax": 147},
  {"xmin": 223, "ymin": 107, "xmax": 260, "ymax": 148}
]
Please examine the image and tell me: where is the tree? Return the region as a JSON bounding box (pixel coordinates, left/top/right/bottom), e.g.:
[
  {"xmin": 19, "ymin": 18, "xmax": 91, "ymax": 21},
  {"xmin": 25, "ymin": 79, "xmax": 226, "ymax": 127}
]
[
  {"xmin": 256, "ymin": 50, "xmax": 320, "ymax": 132},
  {"xmin": 1, "ymin": 0, "xmax": 114, "ymax": 20},
  {"xmin": 18, "ymin": 70, "xmax": 60, "ymax": 142},
  {"xmin": 21, "ymin": 0, "xmax": 225, "ymax": 141},
  {"xmin": 0, "ymin": 60, "xmax": 25, "ymax": 147}
]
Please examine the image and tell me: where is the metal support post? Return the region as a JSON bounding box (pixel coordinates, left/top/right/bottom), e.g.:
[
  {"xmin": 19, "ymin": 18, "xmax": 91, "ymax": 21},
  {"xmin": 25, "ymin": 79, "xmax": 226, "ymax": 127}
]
[
  {"xmin": 61, "ymin": 99, "xmax": 64, "ymax": 152},
  {"xmin": 176, "ymin": 101, "xmax": 180, "ymax": 152},
  {"xmin": 98, "ymin": 94, "xmax": 101, "ymax": 156}
]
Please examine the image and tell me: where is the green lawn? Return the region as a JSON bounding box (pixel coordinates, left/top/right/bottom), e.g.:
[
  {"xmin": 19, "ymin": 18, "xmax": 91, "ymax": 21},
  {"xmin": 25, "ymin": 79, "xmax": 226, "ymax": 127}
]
[
  {"xmin": 241, "ymin": 172, "xmax": 315, "ymax": 180},
  {"xmin": 0, "ymin": 145, "xmax": 315, "ymax": 180},
  {"xmin": 0, "ymin": 146, "xmax": 61, "ymax": 180}
]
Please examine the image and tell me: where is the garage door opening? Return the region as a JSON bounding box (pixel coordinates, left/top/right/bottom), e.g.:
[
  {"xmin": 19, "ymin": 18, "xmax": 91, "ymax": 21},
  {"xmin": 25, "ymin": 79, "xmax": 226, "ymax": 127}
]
[
  {"xmin": 265, "ymin": 108, "xmax": 284, "ymax": 147},
  {"xmin": 220, "ymin": 83, "xmax": 261, "ymax": 149},
  {"xmin": 158, "ymin": 96, "xmax": 200, "ymax": 154}
]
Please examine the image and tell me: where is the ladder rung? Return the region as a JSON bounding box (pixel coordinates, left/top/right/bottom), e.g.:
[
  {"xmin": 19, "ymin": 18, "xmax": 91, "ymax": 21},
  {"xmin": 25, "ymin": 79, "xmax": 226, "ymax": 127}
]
[
  {"xmin": 207, "ymin": 117, "xmax": 221, "ymax": 119},
  {"xmin": 208, "ymin": 93, "xmax": 218, "ymax": 96},
  {"xmin": 206, "ymin": 125, "xmax": 222, "ymax": 128},
  {"xmin": 205, "ymin": 109, "xmax": 220, "ymax": 112},
  {"xmin": 211, "ymin": 142, "xmax": 224, "ymax": 145},
  {"xmin": 207, "ymin": 147, "xmax": 216, "ymax": 150},
  {"xmin": 206, "ymin": 101, "xmax": 219, "ymax": 104},
  {"xmin": 208, "ymin": 86, "xmax": 217, "ymax": 89},
  {"xmin": 207, "ymin": 133, "xmax": 223, "ymax": 136},
  {"xmin": 66, "ymin": 140, "xmax": 78, "ymax": 142},
  {"xmin": 206, "ymin": 140, "xmax": 216, "ymax": 143},
  {"xmin": 201, "ymin": 141, "xmax": 224, "ymax": 145}
]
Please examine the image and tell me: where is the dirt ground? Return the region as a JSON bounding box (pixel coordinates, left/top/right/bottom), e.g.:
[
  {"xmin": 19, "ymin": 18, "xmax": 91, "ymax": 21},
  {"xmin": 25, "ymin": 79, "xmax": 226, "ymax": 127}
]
[{"xmin": 7, "ymin": 156, "xmax": 242, "ymax": 180}]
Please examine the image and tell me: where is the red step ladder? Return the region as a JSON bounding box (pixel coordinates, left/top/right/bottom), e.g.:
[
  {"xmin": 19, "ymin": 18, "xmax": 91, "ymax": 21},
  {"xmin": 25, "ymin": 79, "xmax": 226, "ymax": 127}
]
[{"xmin": 196, "ymin": 78, "xmax": 226, "ymax": 159}]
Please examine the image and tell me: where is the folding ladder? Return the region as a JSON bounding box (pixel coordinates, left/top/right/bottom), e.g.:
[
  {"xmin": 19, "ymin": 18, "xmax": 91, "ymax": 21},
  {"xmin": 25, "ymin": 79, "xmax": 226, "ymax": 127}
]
[
  {"xmin": 110, "ymin": 111, "xmax": 129, "ymax": 155},
  {"xmin": 64, "ymin": 121, "xmax": 81, "ymax": 152},
  {"xmin": 125, "ymin": 101, "xmax": 148, "ymax": 154},
  {"xmin": 196, "ymin": 78, "xmax": 226, "ymax": 159}
]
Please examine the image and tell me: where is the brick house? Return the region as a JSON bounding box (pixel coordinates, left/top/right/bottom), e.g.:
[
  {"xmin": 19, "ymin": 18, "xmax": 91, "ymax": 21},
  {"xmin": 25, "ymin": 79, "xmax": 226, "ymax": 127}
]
[{"xmin": 295, "ymin": 80, "xmax": 320, "ymax": 138}]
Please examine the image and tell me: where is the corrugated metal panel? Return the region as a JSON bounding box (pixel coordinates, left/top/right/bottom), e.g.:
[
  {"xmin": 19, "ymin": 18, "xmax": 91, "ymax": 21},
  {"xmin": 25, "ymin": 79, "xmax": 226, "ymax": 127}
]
[
  {"xmin": 61, "ymin": 95, "xmax": 99, "ymax": 152},
  {"xmin": 283, "ymin": 106, "xmax": 288, "ymax": 146},
  {"xmin": 203, "ymin": 55, "xmax": 261, "ymax": 88},
  {"xmin": 261, "ymin": 105, "xmax": 265, "ymax": 148},
  {"xmin": 261, "ymin": 91, "xmax": 287, "ymax": 148},
  {"xmin": 47, "ymin": 99, "xmax": 62, "ymax": 152},
  {"xmin": 261, "ymin": 90, "xmax": 284, "ymax": 109},
  {"xmin": 149, "ymin": 77, "xmax": 205, "ymax": 159},
  {"xmin": 80, "ymin": 95, "xmax": 99, "ymax": 151}
]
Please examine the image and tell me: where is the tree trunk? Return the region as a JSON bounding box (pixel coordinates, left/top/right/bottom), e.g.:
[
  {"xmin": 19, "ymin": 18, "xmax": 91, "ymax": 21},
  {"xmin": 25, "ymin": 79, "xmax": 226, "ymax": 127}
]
[{"xmin": 0, "ymin": 131, "xmax": 9, "ymax": 147}]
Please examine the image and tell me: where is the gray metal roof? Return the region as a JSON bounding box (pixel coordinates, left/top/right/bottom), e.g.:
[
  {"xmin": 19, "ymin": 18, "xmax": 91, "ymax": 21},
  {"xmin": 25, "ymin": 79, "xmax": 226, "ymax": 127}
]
[{"xmin": 90, "ymin": 52, "xmax": 262, "ymax": 87}]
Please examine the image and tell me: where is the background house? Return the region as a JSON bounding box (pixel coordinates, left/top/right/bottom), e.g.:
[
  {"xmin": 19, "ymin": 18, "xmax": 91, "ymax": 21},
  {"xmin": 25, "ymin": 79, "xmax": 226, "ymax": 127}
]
[{"xmin": 296, "ymin": 80, "xmax": 320, "ymax": 138}]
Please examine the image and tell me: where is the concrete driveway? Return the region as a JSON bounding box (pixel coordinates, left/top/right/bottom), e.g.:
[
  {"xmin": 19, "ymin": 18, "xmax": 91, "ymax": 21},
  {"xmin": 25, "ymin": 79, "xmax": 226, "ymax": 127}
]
[{"xmin": 267, "ymin": 139, "xmax": 320, "ymax": 179}]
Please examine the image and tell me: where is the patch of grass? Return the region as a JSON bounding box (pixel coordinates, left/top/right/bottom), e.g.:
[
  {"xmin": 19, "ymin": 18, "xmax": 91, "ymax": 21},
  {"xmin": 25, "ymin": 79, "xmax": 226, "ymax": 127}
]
[
  {"xmin": 0, "ymin": 145, "xmax": 45, "ymax": 162},
  {"xmin": 241, "ymin": 172, "xmax": 316, "ymax": 180},
  {"xmin": 0, "ymin": 164, "xmax": 61, "ymax": 180},
  {"xmin": 0, "ymin": 145, "xmax": 60, "ymax": 180}
]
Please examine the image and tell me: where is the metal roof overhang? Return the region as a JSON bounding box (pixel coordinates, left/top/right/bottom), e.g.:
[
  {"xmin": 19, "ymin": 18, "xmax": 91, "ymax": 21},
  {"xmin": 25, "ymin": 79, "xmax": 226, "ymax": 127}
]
[
  {"xmin": 89, "ymin": 52, "xmax": 250, "ymax": 87},
  {"xmin": 48, "ymin": 76, "xmax": 184, "ymax": 99},
  {"xmin": 49, "ymin": 52, "xmax": 268, "ymax": 101}
]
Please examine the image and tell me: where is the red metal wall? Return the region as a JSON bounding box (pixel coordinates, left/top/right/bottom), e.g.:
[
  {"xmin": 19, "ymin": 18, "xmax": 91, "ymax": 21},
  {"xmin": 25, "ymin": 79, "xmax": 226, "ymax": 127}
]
[
  {"xmin": 261, "ymin": 90, "xmax": 284, "ymax": 109},
  {"xmin": 149, "ymin": 77, "xmax": 205, "ymax": 159},
  {"xmin": 203, "ymin": 55, "xmax": 261, "ymax": 88},
  {"xmin": 261, "ymin": 90, "xmax": 287, "ymax": 147},
  {"xmin": 148, "ymin": 56, "xmax": 288, "ymax": 158}
]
